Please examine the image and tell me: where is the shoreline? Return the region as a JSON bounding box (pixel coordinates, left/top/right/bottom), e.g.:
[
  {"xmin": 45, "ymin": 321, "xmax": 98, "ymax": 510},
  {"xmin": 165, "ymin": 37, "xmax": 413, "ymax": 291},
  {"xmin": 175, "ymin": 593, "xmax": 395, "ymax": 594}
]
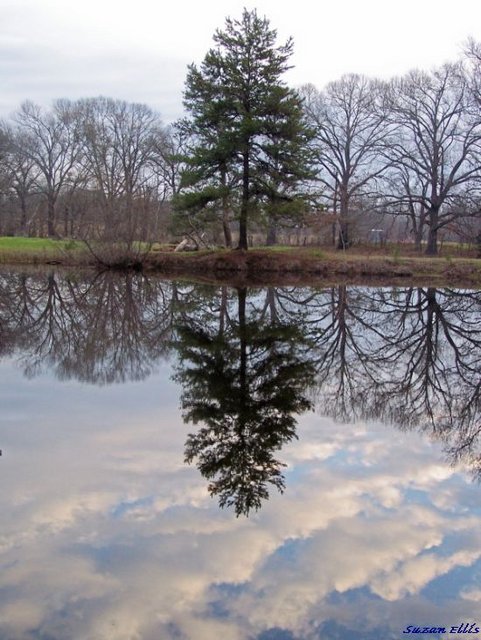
[{"xmin": 2, "ymin": 246, "xmax": 481, "ymax": 288}]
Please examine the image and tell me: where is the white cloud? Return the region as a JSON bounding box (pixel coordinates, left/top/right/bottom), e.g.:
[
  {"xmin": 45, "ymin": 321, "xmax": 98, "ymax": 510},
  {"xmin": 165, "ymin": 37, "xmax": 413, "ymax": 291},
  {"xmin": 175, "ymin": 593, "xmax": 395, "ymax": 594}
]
[
  {"xmin": 461, "ymin": 588, "xmax": 481, "ymax": 602},
  {"xmin": 372, "ymin": 549, "xmax": 481, "ymax": 601}
]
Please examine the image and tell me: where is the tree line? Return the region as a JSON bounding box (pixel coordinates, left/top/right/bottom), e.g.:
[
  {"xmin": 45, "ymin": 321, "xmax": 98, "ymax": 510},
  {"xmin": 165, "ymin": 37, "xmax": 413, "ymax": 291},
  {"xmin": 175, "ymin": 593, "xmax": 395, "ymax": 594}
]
[
  {"xmin": 1, "ymin": 11, "xmax": 481, "ymax": 254},
  {"xmin": 0, "ymin": 98, "xmax": 180, "ymax": 245}
]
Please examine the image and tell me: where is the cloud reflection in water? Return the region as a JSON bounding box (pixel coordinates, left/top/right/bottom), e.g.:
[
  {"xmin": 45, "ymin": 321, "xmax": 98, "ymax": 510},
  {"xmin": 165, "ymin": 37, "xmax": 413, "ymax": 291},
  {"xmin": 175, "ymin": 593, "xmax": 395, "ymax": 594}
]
[
  {"xmin": 1, "ymin": 271, "xmax": 481, "ymax": 638},
  {"xmin": 0, "ymin": 369, "xmax": 480, "ymax": 638}
]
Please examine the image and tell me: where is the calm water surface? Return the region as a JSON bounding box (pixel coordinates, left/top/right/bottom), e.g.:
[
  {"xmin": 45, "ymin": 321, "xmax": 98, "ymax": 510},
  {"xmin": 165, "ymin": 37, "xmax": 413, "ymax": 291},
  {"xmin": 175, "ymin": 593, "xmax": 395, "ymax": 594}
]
[{"xmin": 1, "ymin": 269, "xmax": 481, "ymax": 639}]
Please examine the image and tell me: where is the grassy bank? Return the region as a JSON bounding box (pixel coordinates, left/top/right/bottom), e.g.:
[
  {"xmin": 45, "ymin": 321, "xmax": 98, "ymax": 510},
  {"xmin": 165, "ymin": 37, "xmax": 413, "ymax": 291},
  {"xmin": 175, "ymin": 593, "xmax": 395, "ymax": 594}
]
[
  {"xmin": 0, "ymin": 237, "xmax": 88, "ymax": 265},
  {"xmin": 1, "ymin": 237, "xmax": 481, "ymax": 286}
]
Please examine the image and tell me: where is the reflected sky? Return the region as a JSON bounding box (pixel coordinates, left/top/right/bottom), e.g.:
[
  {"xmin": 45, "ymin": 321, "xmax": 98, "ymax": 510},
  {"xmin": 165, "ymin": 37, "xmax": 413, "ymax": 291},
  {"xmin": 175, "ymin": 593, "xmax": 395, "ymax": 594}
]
[{"xmin": 1, "ymin": 270, "xmax": 481, "ymax": 639}]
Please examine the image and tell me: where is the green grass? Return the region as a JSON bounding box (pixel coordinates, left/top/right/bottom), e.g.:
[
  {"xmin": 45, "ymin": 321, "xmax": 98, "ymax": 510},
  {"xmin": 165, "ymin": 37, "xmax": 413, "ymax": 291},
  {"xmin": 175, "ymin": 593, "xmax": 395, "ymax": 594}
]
[
  {"xmin": 0, "ymin": 236, "xmax": 86, "ymax": 264},
  {"xmin": 0, "ymin": 237, "xmax": 83, "ymax": 251}
]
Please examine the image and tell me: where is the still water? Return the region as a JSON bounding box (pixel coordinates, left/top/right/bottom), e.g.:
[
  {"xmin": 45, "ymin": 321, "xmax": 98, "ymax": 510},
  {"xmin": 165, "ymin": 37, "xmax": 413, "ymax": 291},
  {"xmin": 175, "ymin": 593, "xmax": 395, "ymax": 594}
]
[{"xmin": 1, "ymin": 268, "xmax": 481, "ymax": 639}]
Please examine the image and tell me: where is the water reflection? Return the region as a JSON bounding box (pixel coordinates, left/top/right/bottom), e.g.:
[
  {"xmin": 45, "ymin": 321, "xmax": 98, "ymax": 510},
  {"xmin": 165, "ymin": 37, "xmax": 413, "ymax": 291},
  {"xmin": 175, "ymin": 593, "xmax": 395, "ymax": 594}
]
[
  {"xmin": 2, "ymin": 269, "xmax": 481, "ymax": 638},
  {"xmin": 301, "ymin": 286, "xmax": 481, "ymax": 475},
  {"xmin": 173, "ymin": 286, "xmax": 315, "ymax": 515},
  {"xmin": 0, "ymin": 270, "xmax": 174, "ymax": 382},
  {"xmin": 2, "ymin": 270, "xmax": 481, "ymax": 503}
]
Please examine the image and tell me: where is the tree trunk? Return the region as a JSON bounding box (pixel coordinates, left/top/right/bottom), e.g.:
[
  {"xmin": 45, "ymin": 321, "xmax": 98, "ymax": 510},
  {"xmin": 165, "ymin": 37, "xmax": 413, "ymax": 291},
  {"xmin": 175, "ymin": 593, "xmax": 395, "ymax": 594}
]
[
  {"xmin": 19, "ymin": 194, "xmax": 28, "ymax": 236},
  {"xmin": 237, "ymin": 151, "xmax": 249, "ymax": 250},
  {"xmin": 238, "ymin": 287, "xmax": 248, "ymax": 423},
  {"xmin": 266, "ymin": 220, "xmax": 277, "ymax": 246},
  {"xmin": 337, "ymin": 186, "xmax": 350, "ymax": 250},
  {"xmin": 219, "ymin": 286, "xmax": 227, "ymax": 334},
  {"xmin": 410, "ymin": 214, "xmax": 422, "ymax": 251},
  {"xmin": 222, "ymin": 210, "xmax": 232, "ymax": 248},
  {"xmin": 238, "ymin": 205, "xmax": 248, "ymax": 249},
  {"xmin": 409, "ymin": 204, "xmax": 425, "ymax": 252},
  {"xmin": 267, "ymin": 287, "xmax": 278, "ymax": 323},
  {"xmin": 47, "ymin": 197, "xmax": 55, "ymax": 238},
  {"xmin": 337, "ymin": 222, "xmax": 349, "ymax": 250},
  {"xmin": 221, "ymin": 166, "xmax": 232, "ymax": 248},
  {"xmin": 126, "ymin": 191, "xmax": 134, "ymax": 250},
  {"xmin": 425, "ymin": 228, "xmax": 437, "ymax": 255},
  {"xmin": 64, "ymin": 206, "xmax": 70, "ymax": 237},
  {"xmin": 425, "ymin": 207, "xmax": 439, "ymax": 256}
]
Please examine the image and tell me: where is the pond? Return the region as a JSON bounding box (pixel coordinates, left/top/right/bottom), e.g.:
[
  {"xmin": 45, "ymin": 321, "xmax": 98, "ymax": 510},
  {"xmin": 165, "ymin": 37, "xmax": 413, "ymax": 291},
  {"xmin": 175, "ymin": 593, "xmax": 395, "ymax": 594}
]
[{"xmin": 1, "ymin": 268, "xmax": 481, "ymax": 639}]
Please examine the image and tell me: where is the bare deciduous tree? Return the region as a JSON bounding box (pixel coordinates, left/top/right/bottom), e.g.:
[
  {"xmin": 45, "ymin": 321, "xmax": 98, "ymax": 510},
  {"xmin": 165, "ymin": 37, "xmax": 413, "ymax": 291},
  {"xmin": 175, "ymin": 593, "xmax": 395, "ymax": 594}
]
[
  {"xmin": 14, "ymin": 100, "xmax": 82, "ymax": 237},
  {"xmin": 385, "ymin": 64, "xmax": 481, "ymax": 255},
  {"xmin": 301, "ymin": 75, "xmax": 390, "ymax": 249},
  {"xmin": 77, "ymin": 97, "xmax": 166, "ymax": 245}
]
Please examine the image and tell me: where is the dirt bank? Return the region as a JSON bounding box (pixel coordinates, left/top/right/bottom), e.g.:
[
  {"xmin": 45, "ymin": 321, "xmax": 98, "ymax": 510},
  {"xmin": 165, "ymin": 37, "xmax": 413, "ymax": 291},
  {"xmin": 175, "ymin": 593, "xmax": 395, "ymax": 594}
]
[
  {"xmin": 2, "ymin": 245, "xmax": 481, "ymax": 288},
  {"xmin": 144, "ymin": 249, "xmax": 481, "ymax": 287}
]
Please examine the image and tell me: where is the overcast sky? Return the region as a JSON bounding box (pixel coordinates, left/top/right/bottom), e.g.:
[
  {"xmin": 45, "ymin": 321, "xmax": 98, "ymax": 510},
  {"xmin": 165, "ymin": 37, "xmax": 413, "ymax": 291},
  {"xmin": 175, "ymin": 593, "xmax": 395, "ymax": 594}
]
[{"xmin": 2, "ymin": 0, "xmax": 481, "ymax": 123}]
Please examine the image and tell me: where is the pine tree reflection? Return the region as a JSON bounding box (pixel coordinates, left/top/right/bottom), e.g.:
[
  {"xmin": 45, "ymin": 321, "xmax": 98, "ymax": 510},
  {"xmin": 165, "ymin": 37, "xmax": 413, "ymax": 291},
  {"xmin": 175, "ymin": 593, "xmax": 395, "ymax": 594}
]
[{"xmin": 173, "ymin": 287, "xmax": 315, "ymax": 516}]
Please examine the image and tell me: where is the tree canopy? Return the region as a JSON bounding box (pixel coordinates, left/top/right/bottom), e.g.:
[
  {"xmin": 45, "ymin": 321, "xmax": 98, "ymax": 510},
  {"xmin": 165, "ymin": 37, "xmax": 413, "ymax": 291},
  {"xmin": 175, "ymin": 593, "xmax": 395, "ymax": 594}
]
[{"xmin": 176, "ymin": 8, "xmax": 314, "ymax": 249}]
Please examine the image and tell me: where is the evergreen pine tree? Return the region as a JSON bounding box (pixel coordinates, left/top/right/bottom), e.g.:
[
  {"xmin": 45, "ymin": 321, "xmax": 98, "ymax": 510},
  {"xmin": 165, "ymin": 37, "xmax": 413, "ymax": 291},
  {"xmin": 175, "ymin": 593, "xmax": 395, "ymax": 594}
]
[{"xmin": 177, "ymin": 9, "xmax": 314, "ymax": 249}]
